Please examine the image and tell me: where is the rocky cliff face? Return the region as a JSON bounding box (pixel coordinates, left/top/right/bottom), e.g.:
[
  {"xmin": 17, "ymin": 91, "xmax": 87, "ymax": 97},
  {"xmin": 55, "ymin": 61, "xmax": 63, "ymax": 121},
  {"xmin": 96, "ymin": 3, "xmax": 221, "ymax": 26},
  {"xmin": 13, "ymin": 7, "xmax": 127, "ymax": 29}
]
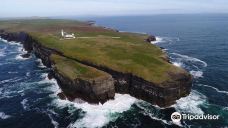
[
  {"xmin": 146, "ymin": 35, "xmax": 156, "ymax": 42},
  {"xmin": 0, "ymin": 31, "xmax": 192, "ymax": 107},
  {"xmin": 52, "ymin": 67, "xmax": 115, "ymax": 103}
]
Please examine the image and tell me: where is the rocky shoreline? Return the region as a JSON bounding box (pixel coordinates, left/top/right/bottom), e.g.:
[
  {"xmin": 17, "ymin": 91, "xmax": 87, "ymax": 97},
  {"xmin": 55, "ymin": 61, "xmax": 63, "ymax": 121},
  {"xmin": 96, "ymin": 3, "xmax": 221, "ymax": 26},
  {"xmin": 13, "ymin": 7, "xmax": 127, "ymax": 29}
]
[{"xmin": 0, "ymin": 30, "xmax": 192, "ymax": 107}]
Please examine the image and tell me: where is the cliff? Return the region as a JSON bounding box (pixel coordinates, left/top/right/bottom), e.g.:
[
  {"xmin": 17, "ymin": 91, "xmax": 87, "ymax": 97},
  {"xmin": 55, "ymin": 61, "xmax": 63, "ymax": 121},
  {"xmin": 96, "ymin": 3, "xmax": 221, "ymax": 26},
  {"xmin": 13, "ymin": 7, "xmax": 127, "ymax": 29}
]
[
  {"xmin": 50, "ymin": 54, "xmax": 115, "ymax": 103},
  {"xmin": 0, "ymin": 19, "xmax": 192, "ymax": 107},
  {"xmin": 0, "ymin": 31, "xmax": 115, "ymax": 103}
]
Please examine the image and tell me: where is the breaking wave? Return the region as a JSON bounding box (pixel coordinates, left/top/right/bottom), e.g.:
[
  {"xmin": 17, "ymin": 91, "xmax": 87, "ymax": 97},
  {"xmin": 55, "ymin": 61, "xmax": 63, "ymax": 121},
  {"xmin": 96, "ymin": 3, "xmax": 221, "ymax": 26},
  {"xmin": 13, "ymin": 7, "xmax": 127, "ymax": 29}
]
[
  {"xmin": 0, "ymin": 77, "xmax": 21, "ymax": 84},
  {"xmin": 223, "ymin": 107, "xmax": 228, "ymax": 111},
  {"xmin": 8, "ymin": 71, "xmax": 18, "ymax": 74},
  {"xmin": 21, "ymin": 99, "xmax": 29, "ymax": 110},
  {"xmin": 0, "ymin": 88, "xmax": 3, "ymax": 95},
  {"xmin": 197, "ymin": 84, "xmax": 228, "ymax": 95},
  {"xmin": 151, "ymin": 36, "xmax": 180, "ymax": 44},
  {"xmin": 0, "ymin": 38, "xmax": 8, "ymax": 43},
  {"xmin": 47, "ymin": 113, "xmax": 59, "ymax": 128},
  {"xmin": 151, "ymin": 37, "xmax": 165, "ymax": 44},
  {"xmin": 172, "ymin": 62, "xmax": 183, "ymax": 67},
  {"xmin": 0, "ymin": 38, "xmax": 21, "ymax": 46},
  {"xmin": 0, "ymin": 46, "xmax": 7, "ymax": 57},
  {"xmin": 0, "ymin": 112, "xmax": 11, "ymax": 120},
  {"xmin": 38, "ymin": 73, "xmax": 60, "ymax": 93},
  {"xmin": 17, "ymin": 46, "xmax": 25, "ymax": 53},
  {"xmin": 8, "ymin": 41, "xmax": 21, "ymax": 46},
  {"xmin": 151, "ymin": 37, "xmax": 207, "ymax": 79},
  {"xmin": 36, "ymin": 59, "xmax": 46, "ymax": 68},
  {"xmin": 135, "ymin": 101, "xmax": 173, "ymax": 125},
  {"xmin": 3, "ymin": 41, "xmax": 21, "ymax": 46},
  {"xmin": 170, "ymin": 53, "xmax": 207, "ymax": 68},
  {"xmin": 52, "ymin": 94, "xmax": 136, "ymax": 128},
  {"xmin": 173, "ymin": 90, "xmax": 207, "ymax": 115},
  {"xmin": 190, "ymin": 70, "xmax": 203, "ymax": 78},
  {"xmin": 170, "ymin": 53, "xmax": 207, "ymax": 79},
  {"xmin": 15, "ymin": 54, "xmax": 31, "ymax": 60}
]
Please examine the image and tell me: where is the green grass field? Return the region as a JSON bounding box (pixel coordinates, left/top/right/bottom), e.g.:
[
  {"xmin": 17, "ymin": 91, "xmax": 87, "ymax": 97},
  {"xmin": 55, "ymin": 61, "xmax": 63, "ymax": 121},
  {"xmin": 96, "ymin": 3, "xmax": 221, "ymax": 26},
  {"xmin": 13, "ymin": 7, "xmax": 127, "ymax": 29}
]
[
  {"xmin": 51, "ymin": 54, "xmax": 109, "ymax": 80},
  {"xmin": 0, "ymin": 19, "xmax": 187, "ymax": 84}
]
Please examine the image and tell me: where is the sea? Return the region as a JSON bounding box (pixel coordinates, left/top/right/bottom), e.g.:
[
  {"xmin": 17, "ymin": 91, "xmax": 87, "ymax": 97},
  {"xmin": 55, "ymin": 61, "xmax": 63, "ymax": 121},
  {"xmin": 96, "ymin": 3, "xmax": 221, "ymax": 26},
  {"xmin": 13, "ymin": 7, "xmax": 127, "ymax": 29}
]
[{"xmin": 0, "ymin": 14, "xmax": 228, "ymax": 128}]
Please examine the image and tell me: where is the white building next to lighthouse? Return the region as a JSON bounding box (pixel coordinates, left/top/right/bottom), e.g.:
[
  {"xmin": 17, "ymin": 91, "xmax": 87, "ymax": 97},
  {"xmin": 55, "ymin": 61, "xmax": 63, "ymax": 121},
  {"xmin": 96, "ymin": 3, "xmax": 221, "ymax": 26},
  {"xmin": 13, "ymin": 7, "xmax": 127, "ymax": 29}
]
[{"xmin": 61, "ymin": 29, "xmax": 76, "ymax": 39}]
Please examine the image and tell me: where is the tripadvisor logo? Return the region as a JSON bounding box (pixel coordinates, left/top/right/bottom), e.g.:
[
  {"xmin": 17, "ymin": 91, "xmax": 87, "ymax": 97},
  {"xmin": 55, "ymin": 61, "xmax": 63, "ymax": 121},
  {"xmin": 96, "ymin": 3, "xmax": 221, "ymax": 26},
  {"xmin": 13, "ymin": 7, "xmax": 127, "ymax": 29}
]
[
  {"xmin": 171, "ymin": 112, "xmax": 220, "ymax": 123},
  {"xmin": 171, "ymin": 112, "xmax": 182, "ymax": 123}
]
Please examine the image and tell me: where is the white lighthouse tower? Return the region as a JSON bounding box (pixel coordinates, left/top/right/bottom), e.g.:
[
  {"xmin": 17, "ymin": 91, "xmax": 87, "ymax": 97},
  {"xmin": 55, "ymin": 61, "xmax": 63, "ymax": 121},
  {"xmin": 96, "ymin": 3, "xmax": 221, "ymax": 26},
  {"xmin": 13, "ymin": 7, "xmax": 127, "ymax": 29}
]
[{"xmin": 61, "ymin": 29, "xmax": 65, "ymax": 37}]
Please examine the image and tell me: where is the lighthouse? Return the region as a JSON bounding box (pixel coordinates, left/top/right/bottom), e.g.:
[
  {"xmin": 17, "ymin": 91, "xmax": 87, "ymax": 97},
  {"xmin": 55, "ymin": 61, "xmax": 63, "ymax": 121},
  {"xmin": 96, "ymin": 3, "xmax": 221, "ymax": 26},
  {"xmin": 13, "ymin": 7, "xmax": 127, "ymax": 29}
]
[
  {"xmin": 61, "ymin": 29, "xmax": 76, "ymax": 39},
  {"xmin": 61, "ymin": 29, "xmax": 65, "ymax": 37}
]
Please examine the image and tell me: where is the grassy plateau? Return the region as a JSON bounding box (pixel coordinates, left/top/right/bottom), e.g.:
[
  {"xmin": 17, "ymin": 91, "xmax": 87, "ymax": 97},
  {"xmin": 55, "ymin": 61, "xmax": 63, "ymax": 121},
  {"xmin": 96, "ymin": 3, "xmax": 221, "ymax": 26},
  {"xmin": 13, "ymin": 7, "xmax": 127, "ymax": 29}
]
[{"xmin": 0, "ymin": 19, "xmax": 186, "ymax": 85}]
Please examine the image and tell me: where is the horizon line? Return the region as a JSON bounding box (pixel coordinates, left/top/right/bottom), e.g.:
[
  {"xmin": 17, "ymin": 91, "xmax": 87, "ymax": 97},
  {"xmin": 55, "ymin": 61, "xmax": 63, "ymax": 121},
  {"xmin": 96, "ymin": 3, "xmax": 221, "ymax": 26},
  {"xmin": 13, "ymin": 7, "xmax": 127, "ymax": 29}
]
[{"xmin": 1, "ymin": 12, "xmax": 228, "ymax": 20}]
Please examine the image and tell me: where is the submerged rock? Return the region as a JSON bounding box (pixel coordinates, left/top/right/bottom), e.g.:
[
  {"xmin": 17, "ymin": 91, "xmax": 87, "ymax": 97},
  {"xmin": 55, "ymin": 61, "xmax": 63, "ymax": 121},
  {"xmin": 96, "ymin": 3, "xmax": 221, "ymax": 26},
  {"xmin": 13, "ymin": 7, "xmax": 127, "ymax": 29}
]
[
  {"xmin": 21, "ymin": 53, "xmax": 30, "ymax": 58},
  {"xmin": 48, "ymin": 71, "xmax": 54, "ymax": 80},
  {"xmin": 57, "ymin": 92, "xmax": 67, "ymax": 100}
]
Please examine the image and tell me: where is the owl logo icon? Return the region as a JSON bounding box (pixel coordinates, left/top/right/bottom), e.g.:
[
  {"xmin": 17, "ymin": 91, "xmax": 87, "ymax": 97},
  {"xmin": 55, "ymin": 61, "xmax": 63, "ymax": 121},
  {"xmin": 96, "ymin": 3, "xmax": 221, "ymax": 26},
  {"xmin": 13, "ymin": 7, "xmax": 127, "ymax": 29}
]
[{"xmin": 171, "ymin": 112, "xmax": 182, "ymax": 123}]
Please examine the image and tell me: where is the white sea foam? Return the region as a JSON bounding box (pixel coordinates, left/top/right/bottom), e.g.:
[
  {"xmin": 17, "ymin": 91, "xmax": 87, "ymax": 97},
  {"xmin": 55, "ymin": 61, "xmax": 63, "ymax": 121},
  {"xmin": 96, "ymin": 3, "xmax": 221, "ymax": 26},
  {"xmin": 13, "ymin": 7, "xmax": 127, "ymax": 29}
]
[
  {"xmin": 40, "ymin": 73, "xmax": 57, "ymax": 85},
  {"xmin": 40, "ymin": 73, "xmax": 48, "ymax": 78},
  {"xmin": 173, "ymin": 90, "xmax": 206, "ymax": 115},
  {"xmin": 17, "ymin": 46, "xmax": 25, "ymax": 53},
  {"xmin": 135, "ymin": 101, "xmax": 173, "ymax": 125},
  {"xmin": 151, "ymin": 36, "xmax": 180, "ymax": 44},
  {"xmin": 0, "ymin": 86, "xmax": 25, "ymax": 99},
  {"xmin": 39, "ymin": 73, "xmax": 61, "ymax": 96},
  {"xmin": 47, "ymin": 113, "xmax": 59, "ymax": 128},
  {"xmin": 171, "ymin": 53, "xmax": 207, "ymax": 67},
  {"xmin": 0, "ymin": 88, "xmax": 3, "ymax": 95},
  {"xmin": 173, "ymin": 62, "xmax": 183, "ymax": 67},
  {"xmin": 190, "ymin": 70, "xmax": 203, "ymax": 78},
  {"xmin": 8, "ymin": 41, "xmax": 21, "ymax": 46},
  {"xmin": 0, "ymin": 112, "xmax": 11, "ymax": 119},
  {"xmin": 146, "ymin": 115, "xmax": 173, "ymax": 126},
  {"xmin": 47, "ymin": 79, "xmax": 61, "ymax": 95},
  {"xmin": 8, "ymin": 71, "xmax": 18, "ymax": 74},
  {"xmin": 197, "ymin": 84, "xmax": 228, "ymax": 95},
  {"xmin": 15, "ymin": 54, "xmax": 30, "ymax": 60},
  {"xmin": 0, "ymin": 77, "xmax": 20, "ymax": 84},
  {"xmin": 0, "ymin": 38, "xmax": 8, "ymax": 43},
  {"xmin": 52, "ymin": 94, "xmax": 136, "ymax": 128},
  {"xmin": 26, "ymin": 72, "xmax": 30, "ymax": 77},
  {"xmin": 0, "ymin": 38, "xmax": 21, "ymax": 46},
  {"xmin": 223, "ymin": 107, "xmax": 228, "ymax": 111},
  {"xmin": 36, "ymin": 59, "xmax": 46, "ymax": 68},
  {"xmin": 21, "ymin": 99, "xmax": 29, "ymax": 110},
  {"xmin": 0, "ymin": 46, "xmax": 6, "ymax": 57},
  {"xmin": 151, "ymin": 37, "xmax": 165, "ymax": 44}
]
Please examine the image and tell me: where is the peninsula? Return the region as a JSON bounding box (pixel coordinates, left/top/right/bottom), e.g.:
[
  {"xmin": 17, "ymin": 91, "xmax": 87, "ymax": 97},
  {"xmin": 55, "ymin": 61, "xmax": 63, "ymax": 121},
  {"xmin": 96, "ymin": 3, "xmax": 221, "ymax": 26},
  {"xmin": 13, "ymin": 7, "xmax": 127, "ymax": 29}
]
[{"xmin": 0, "ymin": 19, "xmax": 192, "ymax": 107}]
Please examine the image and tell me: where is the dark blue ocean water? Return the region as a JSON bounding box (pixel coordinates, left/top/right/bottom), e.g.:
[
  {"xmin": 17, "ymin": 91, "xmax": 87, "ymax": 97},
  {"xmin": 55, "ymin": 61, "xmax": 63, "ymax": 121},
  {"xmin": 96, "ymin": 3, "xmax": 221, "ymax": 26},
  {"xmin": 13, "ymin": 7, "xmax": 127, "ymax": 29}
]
[{"xmin": 0, "ymin": 14, "xmax": 228, "ymax": 128}]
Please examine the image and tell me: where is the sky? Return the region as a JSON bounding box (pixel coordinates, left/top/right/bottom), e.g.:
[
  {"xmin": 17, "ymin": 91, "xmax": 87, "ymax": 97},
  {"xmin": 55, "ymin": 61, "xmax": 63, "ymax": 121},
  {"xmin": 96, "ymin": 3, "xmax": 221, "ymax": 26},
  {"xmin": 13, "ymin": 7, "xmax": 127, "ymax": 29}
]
[{"xmin": 1, "ymin": 0, "xmax": 228, "ymax": 18}]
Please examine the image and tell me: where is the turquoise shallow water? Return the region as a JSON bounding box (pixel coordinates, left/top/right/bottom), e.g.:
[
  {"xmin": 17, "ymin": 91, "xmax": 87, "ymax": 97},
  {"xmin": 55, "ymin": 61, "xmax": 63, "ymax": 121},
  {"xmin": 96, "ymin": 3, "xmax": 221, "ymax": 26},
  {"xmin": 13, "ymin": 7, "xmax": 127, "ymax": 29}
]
[{"xmin": 0, "ymin": 14, "xmax": 228, "ymax": 128}]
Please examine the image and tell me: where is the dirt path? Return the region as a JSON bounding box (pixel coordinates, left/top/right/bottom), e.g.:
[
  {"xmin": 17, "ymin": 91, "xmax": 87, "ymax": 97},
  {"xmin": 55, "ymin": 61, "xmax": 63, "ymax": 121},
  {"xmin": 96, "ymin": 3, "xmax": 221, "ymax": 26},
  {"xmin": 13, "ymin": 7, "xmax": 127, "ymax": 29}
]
[{"xmin": 77, "ymin": 37, "xmax": 120, "ymax": 39}]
